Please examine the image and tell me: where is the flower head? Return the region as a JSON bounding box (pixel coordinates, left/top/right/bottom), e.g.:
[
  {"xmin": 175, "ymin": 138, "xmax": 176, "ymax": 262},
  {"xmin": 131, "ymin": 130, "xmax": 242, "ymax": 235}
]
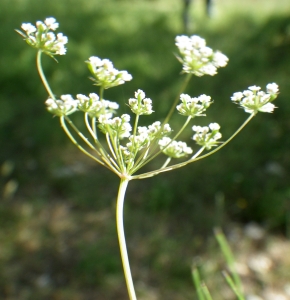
[
  {"xmin": 45, "ymin": 95, "xmax": 78, "ymax": 116},
  {"xmin": 175, "ymin": 35, "xmax": 228, "ymax": 76},
  {"xmin": 76, "ymin": 93, "xmax": 119, "ymax": 118},
  {"xmin": 192, "ymin": 123, "xmax": 222, "ymax": 150},
  {"xmin": 98, "ymin": 114, "xmax": 132, "ymax": 139},
  {"xmin": 87, "ymin": 56, "xmax": 132, "ymax": 89},
  {"xmin": 128, "ymin": 89, "xmax": 154, "ymax": 115},
  {"xmin": 17, "ymin": 17, "xmax": 68, "ymax": 57},
  {"xmin": 231, "ymin": 83, "xmax": 279, "ymax": 114},
  {"xmin": 158, "ymin": 137, "xmax": 193, "ymax": 158},
  {"xmin": 177, "ymin": 93, "xmax": 212, "ymax": 117}
]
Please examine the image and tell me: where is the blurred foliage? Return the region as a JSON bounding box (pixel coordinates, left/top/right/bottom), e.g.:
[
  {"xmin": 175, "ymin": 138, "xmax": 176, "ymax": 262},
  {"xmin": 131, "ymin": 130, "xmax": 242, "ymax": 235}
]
[{"xmin": 1, "ymin": 0, "xmax": 290, "ymax": 298}]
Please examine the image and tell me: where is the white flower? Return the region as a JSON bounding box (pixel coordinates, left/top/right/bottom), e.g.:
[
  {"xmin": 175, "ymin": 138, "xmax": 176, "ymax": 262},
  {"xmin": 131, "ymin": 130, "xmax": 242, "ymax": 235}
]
[
  {"xmin": 77, "ymin": 93, "xmax": 119, "ymax": 118},
  {"xmin": 258, "ymin": 102, "xmax": 276, "ymax": 113},
  {"xmin": 159, "ymin": 137, "xmax": 193, "ymax": 158},
  {"xmin": 17, "ymin": 17, "xmax": 68, "ymax": 57},
  {"xmin": 177, "ymin": 93, "xmax": 212, "ymax": 117},
  {"xmin": 231, "ymin": 92, "xmax": 244, "ymax": 101},
  {"xmin": 45, "ymin": 95, "xmax": 78, "ymax": 116},
  {"xmin": 175, "ymin": 34, "xmax": 228, "ymax": 76},
  {"xmin": 231, "ymin": 84, "xmax": 279, "ymax": 114},
  {"xmin": 87, "ymin": 56, "xmax": 132, "ymax": 89},
  {"xmin": 44, "ymin": 17, "xmax": 59, "ymax": 31},
  {"xmin": 192, "ymin": 123, "xmax": 222, "ymax": 150},
  {"xmin": 266, "ymin": 82, "xmax": 279, "ymax": 94},
  {"xmin": 128, "ymin": 89, "xmax": 153, "ymax": 115},
  {"xmin": 21, "ymin": 23, "xmax": 36, "ymax": 34},
  {"xmin": 249, "ymin": 85, "xmax": 261, "ymax": 92},
  {"xmin": 209, "ymin": 123, "xmax": 220, "ymax": 131}
]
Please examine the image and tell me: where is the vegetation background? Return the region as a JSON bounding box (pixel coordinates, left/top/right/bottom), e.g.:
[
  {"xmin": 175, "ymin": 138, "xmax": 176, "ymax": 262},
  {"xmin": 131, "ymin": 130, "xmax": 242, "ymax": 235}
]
[{"xmin": 1, "ymin": 0, "xmax": 290, "ymax": 299}]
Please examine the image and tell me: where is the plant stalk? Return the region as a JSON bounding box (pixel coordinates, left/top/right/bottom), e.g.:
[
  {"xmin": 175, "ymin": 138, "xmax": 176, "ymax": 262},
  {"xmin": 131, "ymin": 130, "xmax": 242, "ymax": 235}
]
[
  {"xmin": 36, "ymin": 51, "xmax": 55, "ymax": 99},
  {"xmin": 116, "ymin": 178, "xmax": 137, "ymax": 300}
]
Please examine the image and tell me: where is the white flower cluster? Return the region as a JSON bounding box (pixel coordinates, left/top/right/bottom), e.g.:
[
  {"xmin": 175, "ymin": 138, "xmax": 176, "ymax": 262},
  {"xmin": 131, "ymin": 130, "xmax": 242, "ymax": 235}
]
[
  {"xmin": 231, "ymin": 83, "xmax": 279, "ymax": 114},
  {"xmin": 45, "ymin": 95, "xmax": 77, "ymax": 116},
  {"xmin": 129, "ymin": 89, "xmax": 153, "ymax": 115},
  {"xmin": 45, "ymin": 93, "xmax": 119, "ymax": 118},
  {"xmin": 175, "ymin": 35, "xmax": 228, "ymax": 76},
  {"xmin": 98, "ymin": 114, "xmax": 132, "ymax": 139},
  {"xmin": 158, "ymin": 137, "xmax": 193, "ymax": 158},
  {"xmin": 119, "ymin": 121, "xmax": 172, "ymax": 163},
  {"xmin": 192, "ymin": 123, "xmax": 222, "ymax": 150},
  {"xmin": 138, "ymin": 121, "xmax": 172, "ymax": 140},
  {"xmin": 176, "ymin": 93, "xmax": 212, "ymax": 117},
  {"xmin": 87, "ymin": 56, "xmax": 132, "ymax": 89},
  {"xmin": 18, "ymin": 17, "xmax": 68, "ymax": 56},
  {"xmin": 76, "ymin": 93, "xmax": 119, "ymax": 118}
]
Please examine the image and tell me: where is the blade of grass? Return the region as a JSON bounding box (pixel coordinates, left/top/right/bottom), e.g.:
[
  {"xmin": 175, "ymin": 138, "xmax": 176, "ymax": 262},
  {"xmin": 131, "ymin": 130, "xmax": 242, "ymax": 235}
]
[
  {"xmin": 222, "ymin": 271, "xmax": 245, "ymax": 300},
  {"xmin": 192, "ymin": 267, "xmax": 206, "ymax": 300},
  {"xmin": 214, "ymin": 228, "xmax": 243, "ymax": 296}
]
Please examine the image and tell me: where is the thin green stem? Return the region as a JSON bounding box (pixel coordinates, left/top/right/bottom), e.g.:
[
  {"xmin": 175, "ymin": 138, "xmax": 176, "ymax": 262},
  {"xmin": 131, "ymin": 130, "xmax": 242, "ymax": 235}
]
[
  {"xmin": 192, "ymin": 268, "xmax": 206, "ymax": 300},
  {"xmin": 163, "ymin": 73, "xmax": 192, "ymax": 125},
  {"xmin": 133, "ymin": 114, "xmax": 140, "ymax": 137},
  {"xmin": 61, "ymin": 117, "xmax": 121, "ymax": 176},
  {"xmin": 60, "ymin": 117, "xmax": 109, "ymax": 167},
  {"xmin": 132, "ymin": 146, "xmax": 204, "ymax": 179},
  {"xmin": 161, "ymin": 157, "xmax": 171, "ymax": 169},
  {"xmin": 116, "ymin": 178, "xmax": 136, "ymax": 300},
  {"xmin": 84, "ymin": 113, "xmax": 96, "ymax": 140},
  {"xmin": 92, "ymin": 117, "xmax": 97, "ymax": 139},
  {"xmin": 99, "ymin": 87, "xmax": 104, "ymax": 101},
  {"xmin": 84, "ymin": 114, "xmax": 118, "ymax": 169},
  {"xmin": 36, "ymin": 51, "xmax": 55, "ymax": 99},
  {"xmin": 64, "ymin": 116, "xmax": 98, "ymax": 152},
  {"xmin": 215, "ymin": 228, "xmax": 244, "ymax": 297},
  {"xmin": 222, "ymin": 271, "xmax": 245, "ymax": 300}
]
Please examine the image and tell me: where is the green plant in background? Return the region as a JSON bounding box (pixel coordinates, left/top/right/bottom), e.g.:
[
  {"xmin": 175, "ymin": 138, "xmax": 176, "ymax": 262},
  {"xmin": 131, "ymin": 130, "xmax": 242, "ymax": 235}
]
[{"xmin": 16, "ymin": 17, "xmax": 279, "ymax": 300}]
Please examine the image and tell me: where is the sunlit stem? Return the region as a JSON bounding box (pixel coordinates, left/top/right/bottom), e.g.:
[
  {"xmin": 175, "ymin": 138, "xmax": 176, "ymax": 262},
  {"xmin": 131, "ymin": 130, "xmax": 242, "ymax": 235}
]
[
  {"xmin": 63, "ymin": 116, "xmax": 121, "ymax": 175},
  {"xmin": 106, "ymin": 133, "xmax": 118, "ymax": 160},
  {"xmin": 133, "ymin": 114, "xmax": 140, "ymax": 137},
  {"xmin": 84, "ymin": 113, "xmax": 120, "ymax": 170},
  {"xmin": 36, "ymin": 51, "xmax": 55, "ymax": 99},
  {"xmin": 116, "ymin": 178, "xmax": 137, "ymax": 300},
  {"xmin": 60, "ymin": 116, "xmax": 118, "ymax": 172},
  {"xmin": 64, "ymin": 116, "xmax": 98, "ymax": 152},
  {"xmin": 161, "ymin": 157, "xmax": 171, "ymax": 169},
  {"xmin": 85, "ymin": 113, "xmax": 97, "ymax": 140},
  {"xmin": 92, "ymin": 117, "xmax": 97, "ymax": 139},
  {"xmin": 99, "ymin": 86, "xmax": 104, "ymax": 101}
]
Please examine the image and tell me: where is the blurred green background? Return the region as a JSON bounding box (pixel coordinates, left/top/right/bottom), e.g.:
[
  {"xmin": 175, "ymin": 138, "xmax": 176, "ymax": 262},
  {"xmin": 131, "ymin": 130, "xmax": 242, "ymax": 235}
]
[{"xmin": 1, "ymin": 0, "xmax": 290, "ymax": 299}]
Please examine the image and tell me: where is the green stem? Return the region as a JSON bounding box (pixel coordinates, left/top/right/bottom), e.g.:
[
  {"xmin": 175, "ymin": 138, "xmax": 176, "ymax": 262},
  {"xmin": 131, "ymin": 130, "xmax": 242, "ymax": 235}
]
[
  {"xmin": 161, "ymin": 157, "xmax": 171, "ymax": 169},
  {"xmin": 116, "ymin": 178, "xmax": 137, "ymax": 300},
  {"xmin": 99, "ymin": 87, "xmax": 104, "ymax": 101},
  {"xmin": 36, "ymin": 51, "xmax": 55, "ymax": 99},
  {"xmin": 60, "ymin": 117, "xmax": 121, "ymax": 176},
  {"xmin": 85, "ymin": 113, "xmax": 97, "ymax": 140},
  {"xmin": 163, "ymin": 73, "xmax": 192, "ymax": 125}
]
